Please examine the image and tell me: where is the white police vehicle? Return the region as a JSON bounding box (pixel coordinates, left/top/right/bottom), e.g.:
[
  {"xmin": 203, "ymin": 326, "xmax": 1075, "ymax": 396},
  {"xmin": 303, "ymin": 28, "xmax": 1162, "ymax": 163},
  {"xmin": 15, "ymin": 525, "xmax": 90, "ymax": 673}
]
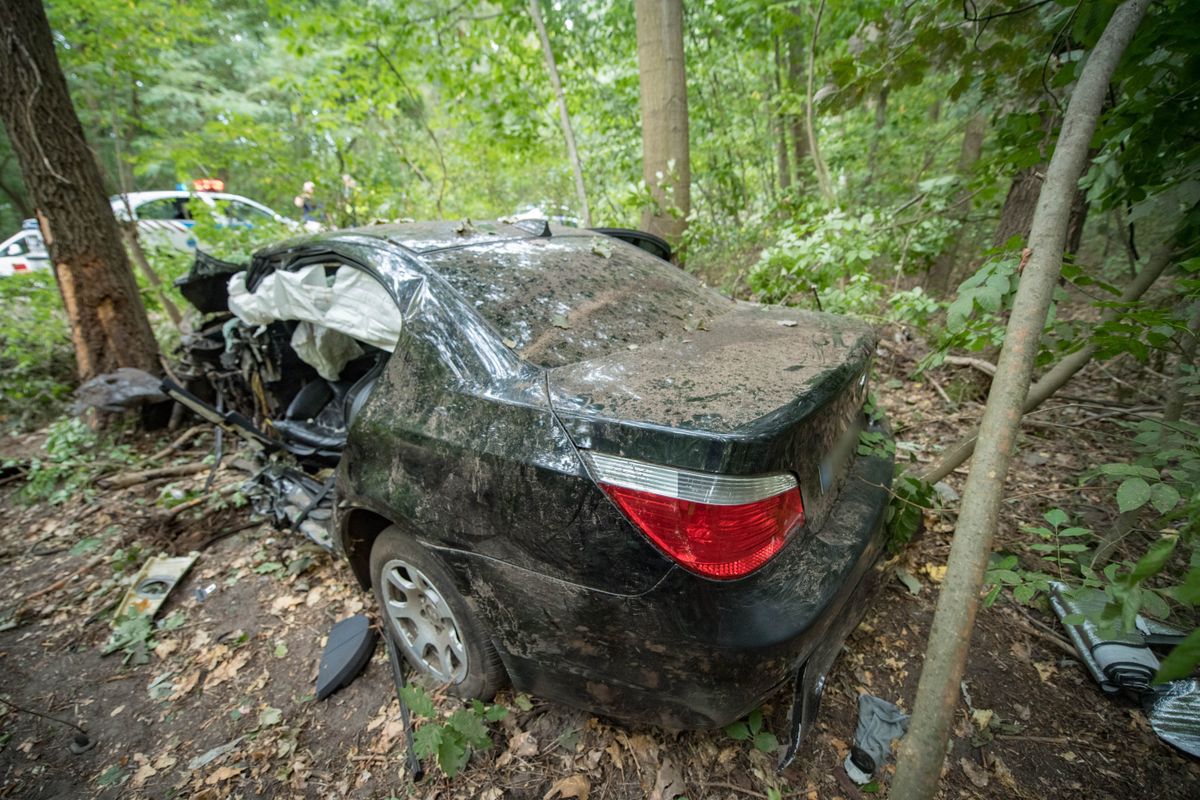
[{"xmin": 0, "ymin": 219, "xmax": 50, "ymax": 277}]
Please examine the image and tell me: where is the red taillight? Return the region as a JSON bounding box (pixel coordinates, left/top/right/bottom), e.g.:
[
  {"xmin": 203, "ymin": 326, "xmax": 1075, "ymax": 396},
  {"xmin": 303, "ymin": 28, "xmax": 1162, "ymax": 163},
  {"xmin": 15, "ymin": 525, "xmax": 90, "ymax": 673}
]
[
  {"xmin": 585, "ymin": 452, "xmax": 805, "ymax": 580},
  {"xmin": 13, "ymin": 262, "xmax": 27, "ymax": 271}
]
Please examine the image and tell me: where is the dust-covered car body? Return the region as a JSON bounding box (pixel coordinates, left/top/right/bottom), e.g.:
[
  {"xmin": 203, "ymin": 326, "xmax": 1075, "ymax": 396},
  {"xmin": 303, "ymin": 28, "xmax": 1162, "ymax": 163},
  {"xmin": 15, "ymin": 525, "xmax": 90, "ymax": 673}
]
[{"xmin": 172, "ymin": 219, "xmax": 892, "ymax": 741}]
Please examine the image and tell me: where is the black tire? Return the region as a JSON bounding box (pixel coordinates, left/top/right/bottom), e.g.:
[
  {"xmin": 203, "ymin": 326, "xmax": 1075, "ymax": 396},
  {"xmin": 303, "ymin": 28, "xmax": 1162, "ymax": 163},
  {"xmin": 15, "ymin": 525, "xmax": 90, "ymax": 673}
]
[{"xmin": 369, "ymin": 526, "xmax": 507, "ymax": 700}]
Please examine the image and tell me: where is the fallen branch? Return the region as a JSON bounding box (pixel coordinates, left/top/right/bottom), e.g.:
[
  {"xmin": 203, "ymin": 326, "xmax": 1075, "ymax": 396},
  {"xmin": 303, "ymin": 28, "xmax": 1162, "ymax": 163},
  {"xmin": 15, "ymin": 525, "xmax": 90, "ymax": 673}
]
[
  {"xmin": 166, "ymin": 481, "xmax": 242, "ymax": 518},
  {"xmin": 942, "ymin": 355, "xmax": 997, "ymax": 376},
  {"xmin": 98, "ymin": 461, "xmax": 216, "ymax": 489},
  {"xmin": 147, "ymin": 424, "xmax": 208, "ymax": 464}
]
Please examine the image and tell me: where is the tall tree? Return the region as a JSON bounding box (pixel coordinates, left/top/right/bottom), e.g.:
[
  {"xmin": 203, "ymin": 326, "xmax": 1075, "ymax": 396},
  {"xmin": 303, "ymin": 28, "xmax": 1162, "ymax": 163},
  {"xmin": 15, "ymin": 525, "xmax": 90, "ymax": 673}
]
[
  {"xmin": 529, "ymin": 0, "xmax": 591, "ymax": 226},
  {"xmin": 890, "ymin": 2, "xmax": 1151, "ymax": 797},
  {"xmin": 635, "ymin": 0, "xmax": 690, "ymax": 244},
  {"xmin": 0, "ymin": 0, "xmax": 159, "ymax": 380}
]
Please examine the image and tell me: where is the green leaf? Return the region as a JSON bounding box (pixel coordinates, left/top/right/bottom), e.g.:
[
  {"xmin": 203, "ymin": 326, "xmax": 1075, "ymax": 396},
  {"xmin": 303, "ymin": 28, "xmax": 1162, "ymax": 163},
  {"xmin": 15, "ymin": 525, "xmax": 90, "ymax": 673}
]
[
  {"xmin": 258, "ymin": 707, "xmax": 283, "ymax": 727},
  {"xmin": 513, "ymin": 694, "xmax": 533, "ymax": 712},
  {"xmin": 1044, "ymin": 508, "xmax": 1069, "ymax": 528},
  {"xmin": 1117, "ymin": 477, "xmax": 1152, "ymax": 512},
  {"xmin": 753, "ymin": 731, "xmax": 779, "ymax": 753},
  {"xmin": 1013, "ymin": 584, "xmax": 1037, "ymax": 604},
  {"xmin": 1129, "ymin": 535, "xmax": 1178, "ymax": 584},
  {"xmin": 399, "ymin": 685, "xmax": 436, "ymax": 718},
  {"xmin": 724, "ymin": 721, "xmax": 750, "ymax": 741},
  {"xmin": 748, "ymin": 709, "xmax": 763, "ymax": 735},
  {"xmin": 484, "ymin": 704, "xmax": 508, "ymax": 722},
  {"xmin": 412, "ymin": 723, "xmax": 443, "ymax": 759},
  {"xmin": 447, "ymin": 709, "xmax": 490, "ymax": 747},
  {"xmin": 437, "ymin": 734, "xmax": 470, "ymax": 777},
  {"xmin": 1150, "ymin": 483, "xmax": 1181, "ymax": 514},
  {"xmin": 1155, "ymin": 627, "xmax": 1200, "ymax": 683}
]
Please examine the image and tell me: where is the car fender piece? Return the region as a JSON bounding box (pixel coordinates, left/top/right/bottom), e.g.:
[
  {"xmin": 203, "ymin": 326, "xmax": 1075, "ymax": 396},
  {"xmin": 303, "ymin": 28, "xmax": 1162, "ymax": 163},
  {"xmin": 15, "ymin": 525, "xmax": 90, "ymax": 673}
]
[{"xmin": 316, "ymin": 614, "xmax": 378, "ymax": 700}]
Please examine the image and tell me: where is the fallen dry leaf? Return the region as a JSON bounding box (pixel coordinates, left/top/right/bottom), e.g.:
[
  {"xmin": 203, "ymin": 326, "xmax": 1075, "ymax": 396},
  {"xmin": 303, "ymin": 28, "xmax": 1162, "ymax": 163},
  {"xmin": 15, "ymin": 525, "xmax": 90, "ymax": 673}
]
[
  {"xmin": 154, "ymin": 639, "xmax": 179, "ymax": 660},
  {"xmin": 206, "ymin": 650, "xmax": 251, "ymax": 688},
  {"xmin": 1033, "ymin": 660, "xmax": 1057, "ymax": 682},
  {"xmin": 543, "ymin": 774, "xmax": 590, "ymax": 800},
  {"xmin": 204, "ymin": 765, "xmax": 244, "ymax": 785},
  {"xmin": 650, "ymin": 759, "xmax": 685, "ymax": 800},
  {"xmin": 131, "ymin": 762, "xmax": 157, "ymax": 788},
  {"xmin": 960, "ymin": 756, "xmax": 989, "ymax": 788},
  {"xmin": 497, "ymin": 729, "xmax": 539, "ymax": 767}
]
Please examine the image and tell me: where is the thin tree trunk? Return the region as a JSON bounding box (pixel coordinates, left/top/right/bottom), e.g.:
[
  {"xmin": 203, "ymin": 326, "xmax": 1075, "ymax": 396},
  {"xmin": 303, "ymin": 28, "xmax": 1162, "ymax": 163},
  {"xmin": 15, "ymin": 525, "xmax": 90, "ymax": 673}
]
[
  {"xmin": 920, "ymin": 238, "xmax": 1176, "ymax": 485},
  {"xmin": 1164, "ymin": 301, "xmax": 1200, "ymax": 426},
  {"xmin": 529, "ymin": 0, "xmax": 591, "ymax": 226},
  {"xmin": 804, "ymin": 0, "xmax": 835, "ymax": 203},
  {"xmin": 786, "ymin": 27, "xmax": 808, "ymax": 186},
  {"xmin": 635, "ymin": 0, "xmax": 691, "ymax": 245},
  {"xmin": 891, "ymin": 4, "xmax": 1150, "ymax": 798},
  {"xmin": 928, "ymin": 115, "xmax": 987, "ymax": 295},
  {"xmin": 865, "ymin": 85, "xmax": 889, "ymax": 186},
  {"xmin": 0, "ymin": 0, "xmax": 159, "ymax": 380},
  {"xmin": 773, "ymin": 36, "xmax": 791, "ymax": 193}
]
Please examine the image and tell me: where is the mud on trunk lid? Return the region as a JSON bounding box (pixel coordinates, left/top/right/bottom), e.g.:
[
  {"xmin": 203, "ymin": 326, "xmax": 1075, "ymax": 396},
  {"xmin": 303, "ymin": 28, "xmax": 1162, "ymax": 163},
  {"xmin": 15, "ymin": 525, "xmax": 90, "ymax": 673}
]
[{"xmin": 549, "ymin": 304, "xmax": 876, "ymax": 532}]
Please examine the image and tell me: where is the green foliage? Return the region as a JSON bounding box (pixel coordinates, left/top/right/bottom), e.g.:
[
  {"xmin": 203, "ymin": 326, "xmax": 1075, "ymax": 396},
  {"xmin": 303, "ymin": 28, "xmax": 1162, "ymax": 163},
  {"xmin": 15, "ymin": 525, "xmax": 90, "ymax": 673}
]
[
  {"xmin": 399, "ymin": 684, "xmax": 508, "ymax": 779},
  {"xmin": 886, "ymin": 473, "xmax": 937, "ymax": 555},
  {"xmin": 723, "ymin": 708, "xmax": 778, "ymax": 754},
  {"xmin": 0, "ymin": 273, "xmax": 75, "ymax": 430},
  {"xmin": 17, "ymin": 417, "xmax": 133, "ymax": 505}
]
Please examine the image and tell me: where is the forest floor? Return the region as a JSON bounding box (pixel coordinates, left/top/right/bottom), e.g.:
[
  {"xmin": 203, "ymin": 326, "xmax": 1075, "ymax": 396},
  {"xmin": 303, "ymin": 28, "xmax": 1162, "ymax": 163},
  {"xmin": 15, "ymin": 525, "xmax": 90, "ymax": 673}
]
[{"xmin": 1, "ymin": 332, "xmax": 1198, "ymax": 800}]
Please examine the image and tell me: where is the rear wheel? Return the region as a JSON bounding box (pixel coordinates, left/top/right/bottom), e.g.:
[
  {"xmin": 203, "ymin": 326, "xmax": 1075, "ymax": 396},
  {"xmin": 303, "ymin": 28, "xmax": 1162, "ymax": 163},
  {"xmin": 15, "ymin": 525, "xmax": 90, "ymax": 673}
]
[{"xmin": 369, "ymin": 526, "xmax": 506, "ymax": 699}]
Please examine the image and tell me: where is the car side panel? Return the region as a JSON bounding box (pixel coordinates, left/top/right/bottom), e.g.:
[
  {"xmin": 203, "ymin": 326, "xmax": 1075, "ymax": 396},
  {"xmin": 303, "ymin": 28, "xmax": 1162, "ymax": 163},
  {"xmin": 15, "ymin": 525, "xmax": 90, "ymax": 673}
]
[{"xmin": 339, "ymin": 270, "xmax": 673, "ymax": 596}]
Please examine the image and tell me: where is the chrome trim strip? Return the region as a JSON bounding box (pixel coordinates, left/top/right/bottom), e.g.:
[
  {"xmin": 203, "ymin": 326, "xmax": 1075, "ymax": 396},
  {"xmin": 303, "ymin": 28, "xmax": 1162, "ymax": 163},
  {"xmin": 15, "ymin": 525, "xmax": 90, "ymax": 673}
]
[{"xmin": 583, "ymin": 451, "xmax": 797, "ymax": 505}]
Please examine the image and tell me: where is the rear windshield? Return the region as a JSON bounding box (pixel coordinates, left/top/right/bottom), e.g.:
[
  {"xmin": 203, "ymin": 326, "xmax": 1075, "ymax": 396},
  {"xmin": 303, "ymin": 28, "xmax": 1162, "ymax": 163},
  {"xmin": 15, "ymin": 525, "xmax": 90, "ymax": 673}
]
[{"xmin": 421, "ymin": 235, "xmax": 733, "ymax": 368}]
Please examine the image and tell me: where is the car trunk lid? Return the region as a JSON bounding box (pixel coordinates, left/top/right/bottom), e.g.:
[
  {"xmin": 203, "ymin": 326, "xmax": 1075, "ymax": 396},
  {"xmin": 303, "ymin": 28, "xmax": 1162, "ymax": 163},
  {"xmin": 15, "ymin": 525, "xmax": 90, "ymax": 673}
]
[{"xmin": 548, "ymin": 304, "xmax": 875, "ymax": 535}]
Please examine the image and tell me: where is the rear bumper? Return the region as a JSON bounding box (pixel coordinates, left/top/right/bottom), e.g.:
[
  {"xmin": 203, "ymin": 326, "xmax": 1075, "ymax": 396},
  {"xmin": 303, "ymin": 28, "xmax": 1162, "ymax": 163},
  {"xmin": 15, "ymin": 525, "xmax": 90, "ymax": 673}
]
[{"xmin": 433, "ymin": 446, "xmax": 893, "ymax": 729}]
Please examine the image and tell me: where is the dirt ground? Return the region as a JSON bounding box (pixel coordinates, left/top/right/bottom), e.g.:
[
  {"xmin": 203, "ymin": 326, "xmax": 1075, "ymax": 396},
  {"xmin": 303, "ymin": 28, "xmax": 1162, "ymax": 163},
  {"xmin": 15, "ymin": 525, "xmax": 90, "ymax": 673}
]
[{"xmin": 1, "ymin": 337, "xmax": 1198, "ymax": 800}]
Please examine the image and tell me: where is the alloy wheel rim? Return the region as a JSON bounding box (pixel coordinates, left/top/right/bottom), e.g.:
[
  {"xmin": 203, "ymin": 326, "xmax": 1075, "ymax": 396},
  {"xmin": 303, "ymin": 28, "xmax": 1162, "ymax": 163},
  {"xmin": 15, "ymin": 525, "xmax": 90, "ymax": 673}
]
[{"xmin": 380, "ymin": 558, "xmax": 468, "ymax": 683}]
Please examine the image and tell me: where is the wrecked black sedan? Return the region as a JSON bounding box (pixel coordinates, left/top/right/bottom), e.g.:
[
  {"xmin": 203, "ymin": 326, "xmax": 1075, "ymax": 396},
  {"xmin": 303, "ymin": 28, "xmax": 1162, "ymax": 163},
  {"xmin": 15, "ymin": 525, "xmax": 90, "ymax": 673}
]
[{"xmin": 169, "ymin": 219, "xmax": 892, "ymax": 752}]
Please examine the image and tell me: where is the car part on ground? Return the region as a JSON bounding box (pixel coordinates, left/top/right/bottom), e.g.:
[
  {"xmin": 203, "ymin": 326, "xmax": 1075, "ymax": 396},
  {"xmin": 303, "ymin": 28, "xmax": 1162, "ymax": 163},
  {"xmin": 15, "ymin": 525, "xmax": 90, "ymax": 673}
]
[
  {"xmin": 1049, "ymin": 581, "xmax": 1199, "ymax": 757},
  {"xmin": 315, "ymin": 614, "xmax": 377, "ymax": 700},
  {"xmin": 104, "ymin": 552, "xmax": 198, "ymax": 655},
  {"xmin": 166, "ymin": 219, "xmax": 893, "ymax": 748},
  {"xmin": 843, "ymin": 694, "xmax": 910, "ymax": 784}
]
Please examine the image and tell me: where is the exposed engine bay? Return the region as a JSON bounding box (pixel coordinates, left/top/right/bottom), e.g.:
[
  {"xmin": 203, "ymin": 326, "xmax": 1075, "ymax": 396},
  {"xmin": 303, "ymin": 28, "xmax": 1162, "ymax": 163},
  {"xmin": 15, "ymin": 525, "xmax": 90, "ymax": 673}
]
[{"xmin": 167, "ymin": 251, "xmax": 398, "ymax": 549}]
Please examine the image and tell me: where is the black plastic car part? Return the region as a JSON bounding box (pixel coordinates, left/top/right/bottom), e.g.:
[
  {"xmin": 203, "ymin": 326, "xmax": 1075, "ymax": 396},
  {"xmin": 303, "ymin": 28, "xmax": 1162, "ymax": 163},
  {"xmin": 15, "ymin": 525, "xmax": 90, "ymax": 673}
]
[{"xmin": 316, "ymin": 615, "xmax": 377, "ymax": 700}]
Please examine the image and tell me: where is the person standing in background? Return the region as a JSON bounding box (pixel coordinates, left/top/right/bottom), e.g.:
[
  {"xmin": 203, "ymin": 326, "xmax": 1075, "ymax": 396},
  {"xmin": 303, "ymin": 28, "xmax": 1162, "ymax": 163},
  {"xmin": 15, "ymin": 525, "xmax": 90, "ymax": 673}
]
[{"xmin": 294, "ymin": 180, "xmax": 322, "ymax": 231}]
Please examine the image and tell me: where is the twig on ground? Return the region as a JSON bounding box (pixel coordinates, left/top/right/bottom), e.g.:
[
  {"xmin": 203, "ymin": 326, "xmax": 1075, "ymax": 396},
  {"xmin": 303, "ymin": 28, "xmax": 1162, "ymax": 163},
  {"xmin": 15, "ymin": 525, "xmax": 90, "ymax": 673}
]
[
  {"xmin": 1008, "ymin": 605, "xmax": 1077, "ymax": 659},
  {"xmin": 165, "ymin": 481, "xmax": 242, "ymax": 518},
  {"xmin": 943, "ymin": 355, "xmax": 997, "ymax": 376},
  {"xmin": 147, "ymin": 425, "xmax": 208, "ymax": 464},
  {"xmin": 927, "ymin": 374, "xmax": 955, "ymax": 407},
  {"xmin": 98, "ymin": 461, "xmax": 216, "ymax": 489},
  {"xmin": 17, "ymin": 553, "xmax": 106, "ymax": 610}
]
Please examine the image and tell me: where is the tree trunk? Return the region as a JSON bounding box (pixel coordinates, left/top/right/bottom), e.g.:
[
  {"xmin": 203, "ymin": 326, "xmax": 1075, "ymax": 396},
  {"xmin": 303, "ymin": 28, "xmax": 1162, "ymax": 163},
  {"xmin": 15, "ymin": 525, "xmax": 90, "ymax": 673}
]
[
  {"xmin": 634, "ymin": 0, "xmax": 690, "ymax": 245},
  {"xmin": 786, "ymin": 28, "xmax": 808, "ymax": 187},
  {"xmin": 804, "ymin": 0, "xmax": 835, "ymax": 203},
  {"xmin": 529, "ymin": 0, "xmax": 591, "ymax": 226},
  {"xmin": 773, "ymin": 36, "xmax": 792, "ymax": 193},
  {"xmin": 994, "ymin": 164, "xmax": 1089, "ymax": 254},
  {"xmin": 891, "ymin": 3, "xmax": 1149, "ymax": 798},
  {"xmin": 866, "ymin": 85, "xmax": 889, "ymax": 186},
  {"xmin": 927, "ymin": 115, "xmax": 987, "ymax": 295},
  {"xmin": 993, "ymin": 166, "xmax": 1042, "ymax": 248},
  {"xmin": 0, "ymin": 0, "xmax": 159, "ymax": 381},
  {"xmin": 919, "ymin": 237, "xmax": 1175, "ymax": 486}
]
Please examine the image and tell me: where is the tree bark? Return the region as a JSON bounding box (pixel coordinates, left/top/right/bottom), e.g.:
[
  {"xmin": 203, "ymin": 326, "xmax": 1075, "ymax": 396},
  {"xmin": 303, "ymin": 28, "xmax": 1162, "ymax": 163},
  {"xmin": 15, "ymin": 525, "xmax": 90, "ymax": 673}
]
[
  {"xmin": 0, "ymin": 0, "xmax": 159, "ymax": 381},
  {"xmin": 786, "ymin": 28, "xmax": 808, "ymax": 187},
  {"xmin": 634, "ymin": 0, "xmax": 690, "ymax": 244},
  {"xmin": 773, "ymin": 36, "xmax": 792, "ymax": 193},
  {"xmin": 920, "ymin": 238, "xmax": 1176, "ymax": 485},
  {"xmin": 803, "ymin": 0, "xmax": 835, "ymax": 203},
  {"xmin": 529, "ymin": 0, "xmax": 591, "ymax": 227},
  {"xmin": 927, "ymin": 115, "xmax": 987, "ymax": 295},
  {"xmin": 891, "ymin": 3, "xmax": 1150, "ymax": 798},
  {"xmin": 994, "ymin": 164, "xmax": 1089, "ymax": 254}
]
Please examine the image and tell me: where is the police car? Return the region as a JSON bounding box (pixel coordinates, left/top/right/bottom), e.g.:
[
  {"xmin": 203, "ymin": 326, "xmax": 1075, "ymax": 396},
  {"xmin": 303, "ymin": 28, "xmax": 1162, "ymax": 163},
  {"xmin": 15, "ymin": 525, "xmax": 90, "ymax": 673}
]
[
  {"xmin": 0, "ymin": 182, "xmax": 290, "ymax": 277},
  {"xmin": 0, "ymin": 219, "xmax": 50, "ymax": 277},
  {"xmin": 111, "ymin": 182, "xmax": 291, "ymax": 252}
]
